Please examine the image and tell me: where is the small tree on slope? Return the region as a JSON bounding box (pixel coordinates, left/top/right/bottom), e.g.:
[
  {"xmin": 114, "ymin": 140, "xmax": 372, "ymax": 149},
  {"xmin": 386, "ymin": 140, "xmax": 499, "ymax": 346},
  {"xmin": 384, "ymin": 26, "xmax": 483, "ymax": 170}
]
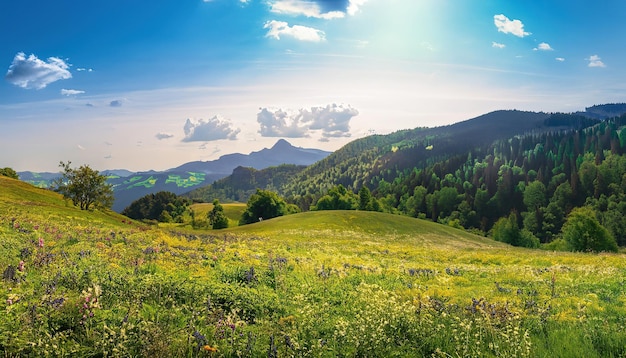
[
  {"xmin": 208, "ymin": 199, "xmax": 229, "ymax": 229},
  {"xmin": 54, "ymin": 161, "xmax": 113, "ymax": 210}
]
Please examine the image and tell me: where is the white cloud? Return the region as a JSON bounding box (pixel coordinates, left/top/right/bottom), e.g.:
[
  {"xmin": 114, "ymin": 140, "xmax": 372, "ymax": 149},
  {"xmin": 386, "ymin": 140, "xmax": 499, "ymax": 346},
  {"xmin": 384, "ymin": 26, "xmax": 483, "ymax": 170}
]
[
  {"xmin": 270, "ymin": 0, "xmax": 344, "ymax": 19},
  {"xmin": 182, "ymin": 115, "xmax": 240, "ymax": 142},
  {"xmin": 492, "ymin": 41, "xmax": 506, "ymax": 49},
  {"xmin": 76, "ymin": 68, "xmax": 93, "ymax": 72},
  {"xmin": 77, "ymin": 144, "xmax": 85, "ymax": 151},
  {"xmin": 155, "ymin": 132, "xmax": 174, "ymax": 140},
  {"xmin": 269, "ymin": 0, "xmax": 367, "ymax": 18},
  {"xmin": 556, "ymin": 57, "xmax": 565, "ymax": 62},
  {"xmin": 264, "ymin": 20, "xmax": 325, "ymax": 42},
  {"xmin": 347, "ymin": 0, "xmax": 367, "ymax": 16},
  {"xmin": 588, "ymin": 54, "xmax": 606, "ymax": 68},
  {"xmin": 306, "ymin": 103, "xmax": 358, "ymax": 139},
  {"xmin": 5, "ymin": 52, "xmax": 72, "ymax": 89},
  {"xmin": 494, "ymin": 14, "xmax": 530, "ymax": 38},
  {"xmin": 257, "ymin": 103, "xmax": 359, "ymax": 140},
  {"xmin": 257, "ymin": 108, "xmax": 310, "ymax": 137},
  {"xmin": 61, "ymin": 89, "xmax": 85, "ymax": 96},
  {"xmin": 534, "ymin": 42, "xmax": 553, "ymax": 51}
]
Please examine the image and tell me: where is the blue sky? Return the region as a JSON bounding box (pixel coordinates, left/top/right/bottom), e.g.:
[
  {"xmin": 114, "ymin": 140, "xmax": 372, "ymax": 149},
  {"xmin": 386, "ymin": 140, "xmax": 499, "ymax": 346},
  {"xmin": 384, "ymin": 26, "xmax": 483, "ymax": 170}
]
[{"xmin": 2, "ymin": 0, "xmax": 625, "ymax": 172}]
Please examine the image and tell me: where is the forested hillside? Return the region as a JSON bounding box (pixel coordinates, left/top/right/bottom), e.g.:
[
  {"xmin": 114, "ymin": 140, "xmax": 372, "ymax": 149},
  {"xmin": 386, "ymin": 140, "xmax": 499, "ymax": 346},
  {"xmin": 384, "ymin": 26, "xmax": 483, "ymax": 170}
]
[
  {"xmin": 184, "ymin": 164, "xmax": 306, "ymax": 203},
  {"xmin": 370, "ymin": 114, "xmax": 626, "ymax": 245},
  {"xmin": 282, "ymin": 111, "xmax": 597, "ymax": 209}
]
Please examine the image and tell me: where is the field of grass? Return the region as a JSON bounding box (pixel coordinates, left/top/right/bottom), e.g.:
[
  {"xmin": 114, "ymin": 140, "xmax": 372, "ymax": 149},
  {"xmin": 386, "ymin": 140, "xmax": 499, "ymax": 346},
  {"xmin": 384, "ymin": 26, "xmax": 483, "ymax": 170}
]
[{"xmin": 1, "ymin": 176, "xmax": 626, "ymax": 357}]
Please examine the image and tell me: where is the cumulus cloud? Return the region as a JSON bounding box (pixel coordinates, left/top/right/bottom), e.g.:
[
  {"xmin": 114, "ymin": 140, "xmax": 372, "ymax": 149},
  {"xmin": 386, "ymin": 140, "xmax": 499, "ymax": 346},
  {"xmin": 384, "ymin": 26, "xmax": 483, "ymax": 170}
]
[
  {"xmin": 182, "ymin": 116, "xmax": 240, "ymax": 142},
  {"xmin": 270, "ymin": 0, "xmax": 367, "ymax": 19},
  {"xmin": 494, "ymin": 14, "xmax": 530, "ymax": 37},
  {"xmin": 264, "ymin": 20, "xmax": 325, "ymax": 42},
  {"xmin": 555, "ymin": 57, "xmax": 565, "ymax": 62},
  {"xmin": 61, "ymin": 89, "xmax": 85, "ymax": 96},
  {"xmin": 534, "ymin": 42, "xmax": 553, "ymax": 51},
  {"xmin": 492, "ymin": 41, "xmax": 506, "ymax": 49},
  {"xmin": 155, "ymin": 132, "xmax": 174, "ymax": 140},
  {"xmin": 5, "ymin": 52, "xmax": 72, "ymax": 89},
  {"xmin": 257, "ymin": 104, "xmax": 359, "ymax": 140},
  {"xmin": 307, "ymin": 103, "xmax": 358, "ymax": 138},
  {"xmin": 257, "ymin": 108, "xmax": 310, "ymax": 138},
  {"xmin": 587, "ymin": 55, "xmax": 606, "ymax": 68},
  {"xmin": 110, "ymin": 100, "xmax": 123, "ymax": 107}
]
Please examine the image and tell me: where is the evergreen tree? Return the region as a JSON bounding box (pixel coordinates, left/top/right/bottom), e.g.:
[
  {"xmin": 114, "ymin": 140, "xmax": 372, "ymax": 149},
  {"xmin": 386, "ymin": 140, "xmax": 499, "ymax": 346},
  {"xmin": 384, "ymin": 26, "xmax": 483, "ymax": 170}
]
[
  {"xmin": 358, "ymin": 186, "xmax": 372, "ymax": 210},
  {"xmin": 208, "ymin": 199, "xmax": 229, "ymax": 229}
]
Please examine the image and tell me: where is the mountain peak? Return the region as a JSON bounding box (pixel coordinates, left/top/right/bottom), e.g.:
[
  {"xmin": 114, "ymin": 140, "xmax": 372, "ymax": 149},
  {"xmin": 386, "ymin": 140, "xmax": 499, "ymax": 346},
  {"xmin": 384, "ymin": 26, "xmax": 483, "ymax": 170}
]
[{"xmin": 271, "ymin": 139, "xmax": 294, "ymax": 150}]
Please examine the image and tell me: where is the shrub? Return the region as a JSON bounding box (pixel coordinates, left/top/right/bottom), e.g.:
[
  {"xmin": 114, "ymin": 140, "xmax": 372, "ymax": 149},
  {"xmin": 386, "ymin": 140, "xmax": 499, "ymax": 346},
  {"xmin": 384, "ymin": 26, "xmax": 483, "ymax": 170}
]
[{"xmin": 561, "ymin": 207, "xmax": 618, "ymax": 252}]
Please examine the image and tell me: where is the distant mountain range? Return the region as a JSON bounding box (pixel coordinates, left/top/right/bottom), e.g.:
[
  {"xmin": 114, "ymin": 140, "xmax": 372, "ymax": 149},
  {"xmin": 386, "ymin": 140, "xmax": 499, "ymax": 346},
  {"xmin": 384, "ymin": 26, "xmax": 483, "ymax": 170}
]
[{"xmin": 18, "ymin": 139, "xmax": 331, "ymax": 212}]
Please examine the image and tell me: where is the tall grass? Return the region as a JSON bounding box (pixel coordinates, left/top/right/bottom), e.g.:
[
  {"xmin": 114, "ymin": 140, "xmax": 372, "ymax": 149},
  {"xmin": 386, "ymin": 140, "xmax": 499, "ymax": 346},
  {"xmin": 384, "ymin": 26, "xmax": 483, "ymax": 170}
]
[{"xmin": 1, "ymin": 176, "xmax": 625, "ymax": 356}]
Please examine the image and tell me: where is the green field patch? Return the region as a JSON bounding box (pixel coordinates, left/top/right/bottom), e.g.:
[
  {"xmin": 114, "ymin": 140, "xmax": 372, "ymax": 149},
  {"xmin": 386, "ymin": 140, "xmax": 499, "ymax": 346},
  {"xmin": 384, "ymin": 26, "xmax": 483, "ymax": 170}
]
[
  {"xmin": 165, "ymin": 172, "xmax": 206, "ymax": 188},
  {"xmin": 124, "ymin": 175, "xmax": 157, "ymax": 189}
]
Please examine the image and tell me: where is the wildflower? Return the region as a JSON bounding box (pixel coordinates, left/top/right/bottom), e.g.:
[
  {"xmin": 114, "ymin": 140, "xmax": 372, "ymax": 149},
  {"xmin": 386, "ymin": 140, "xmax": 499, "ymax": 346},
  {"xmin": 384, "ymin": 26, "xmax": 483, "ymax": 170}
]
[
  {"xmin": 6, "ymin": 294, "xmax": 18, "ymax": 305},
  {"xmin": 17, "ymin": 261, "xmax": 25, "ymax": 272},
  {"xmin": 203, "ymin": 345, "xmax": 218, "ymax": 352},
  {"xmin": 38, "ymin": 237, "xmax": 44, "ymax": 248}
]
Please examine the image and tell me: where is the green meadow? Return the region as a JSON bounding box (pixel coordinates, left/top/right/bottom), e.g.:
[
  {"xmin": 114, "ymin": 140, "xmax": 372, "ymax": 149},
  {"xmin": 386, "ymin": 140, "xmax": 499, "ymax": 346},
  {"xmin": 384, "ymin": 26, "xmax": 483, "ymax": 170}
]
[{"xmin": 1, "ymin": 176, "xmax": 625, "ymax": 357}]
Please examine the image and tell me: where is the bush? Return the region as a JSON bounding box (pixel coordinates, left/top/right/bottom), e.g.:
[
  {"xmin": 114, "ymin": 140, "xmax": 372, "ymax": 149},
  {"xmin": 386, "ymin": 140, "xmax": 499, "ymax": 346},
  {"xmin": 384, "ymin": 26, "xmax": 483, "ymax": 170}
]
[
  {"xmin": 240, "ymin": 189, "xmax": 294, "ymax": 225},
  {"xmin": 492, "ymin": 212, "xmax": 539, "ymax": 248},
  {"xmin": 561, "ymin": 207, "xmax": 618, "ymax": 252}
]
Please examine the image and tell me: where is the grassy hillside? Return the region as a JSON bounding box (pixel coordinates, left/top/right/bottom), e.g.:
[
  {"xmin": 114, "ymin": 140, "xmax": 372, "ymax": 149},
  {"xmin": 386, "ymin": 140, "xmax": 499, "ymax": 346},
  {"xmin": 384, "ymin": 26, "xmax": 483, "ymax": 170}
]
[{"xmin": 2, "ymin": 176, "xmax": 626, "ymax": 357}]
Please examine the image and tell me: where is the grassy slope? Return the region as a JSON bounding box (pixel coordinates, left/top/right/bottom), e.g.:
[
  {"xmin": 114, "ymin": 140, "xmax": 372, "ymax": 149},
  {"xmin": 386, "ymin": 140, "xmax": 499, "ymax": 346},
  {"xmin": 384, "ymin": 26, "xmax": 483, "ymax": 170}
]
[
  {"xmin": 0, "ymin": 176, "xmax": 129, "ymax": 227},
  {"xmin": 2, "ymin": 176, "xmax": 626, "ymax": 356}
]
